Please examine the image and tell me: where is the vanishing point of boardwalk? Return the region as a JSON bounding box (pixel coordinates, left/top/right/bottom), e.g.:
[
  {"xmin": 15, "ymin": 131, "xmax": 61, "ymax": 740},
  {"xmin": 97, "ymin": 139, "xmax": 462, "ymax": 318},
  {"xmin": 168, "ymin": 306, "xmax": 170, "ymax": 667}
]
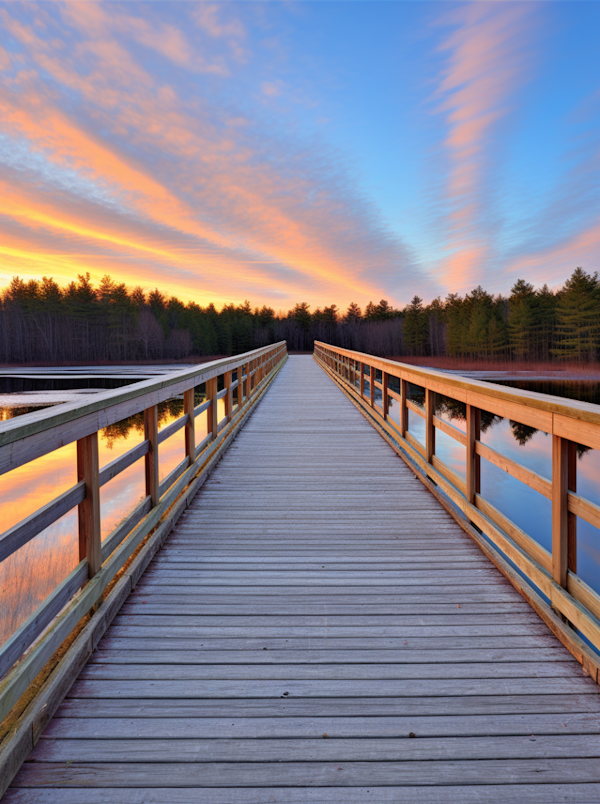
[{"xmin": 5, "ymin": 356, "xmax": 600, "ymax": 802}]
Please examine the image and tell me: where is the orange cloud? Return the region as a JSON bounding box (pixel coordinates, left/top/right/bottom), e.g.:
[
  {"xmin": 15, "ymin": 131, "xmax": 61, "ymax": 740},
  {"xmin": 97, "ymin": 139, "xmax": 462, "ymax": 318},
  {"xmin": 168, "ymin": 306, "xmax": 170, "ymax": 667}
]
[{"xmin": 0, "ymin": 3, "xmax": 418, "ymax": 308}]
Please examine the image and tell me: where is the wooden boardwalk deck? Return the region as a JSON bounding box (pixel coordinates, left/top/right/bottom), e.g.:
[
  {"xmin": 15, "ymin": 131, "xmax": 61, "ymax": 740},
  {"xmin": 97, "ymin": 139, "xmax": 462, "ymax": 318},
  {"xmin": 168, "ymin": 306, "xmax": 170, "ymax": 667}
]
[{"xmin": 5, "ymin": 355, "xmax": 600, "ymax": 802}]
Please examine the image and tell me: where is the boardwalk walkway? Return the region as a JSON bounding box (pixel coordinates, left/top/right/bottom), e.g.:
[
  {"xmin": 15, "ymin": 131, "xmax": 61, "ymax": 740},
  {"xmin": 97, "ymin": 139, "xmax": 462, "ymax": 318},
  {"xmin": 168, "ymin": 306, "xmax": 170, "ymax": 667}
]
[{"xmin": 6, "ymin": 356, "xmax": 600, "ymax": 802}]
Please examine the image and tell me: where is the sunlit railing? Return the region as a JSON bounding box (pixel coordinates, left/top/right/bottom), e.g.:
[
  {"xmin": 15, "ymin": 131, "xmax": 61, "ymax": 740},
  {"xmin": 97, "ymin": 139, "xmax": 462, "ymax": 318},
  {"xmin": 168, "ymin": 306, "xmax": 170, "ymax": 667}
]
[
  {"xmin": 314, "ymin": 341, "xmax": 600, "ymax": 664},
  {"xmin": 0, "ymin": 342, "xmax": 287, "ymax": 720}
]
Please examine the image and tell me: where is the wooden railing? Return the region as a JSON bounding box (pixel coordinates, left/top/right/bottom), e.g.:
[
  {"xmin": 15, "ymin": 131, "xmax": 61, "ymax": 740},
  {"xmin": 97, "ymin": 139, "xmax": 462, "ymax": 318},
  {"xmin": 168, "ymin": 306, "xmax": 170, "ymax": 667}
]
[
  {"xmin": 314, "ymin": 341, "xmax": 600, "ymax": 664},
  {"xmin": 0, "ymin": 342, "xmax": 287, "ymax": 720}
]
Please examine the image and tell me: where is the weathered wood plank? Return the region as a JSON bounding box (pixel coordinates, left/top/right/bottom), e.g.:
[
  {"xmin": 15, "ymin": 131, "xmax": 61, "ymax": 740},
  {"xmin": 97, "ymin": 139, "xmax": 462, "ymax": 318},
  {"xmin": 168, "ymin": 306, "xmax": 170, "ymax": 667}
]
[
  {"xmin": 11, "ymin": 758, "xmax": 600, "ymax": 787},
  {"xmin": 26, "ymin": 734, "xmax": 600, "ymax": 763},
  {"xmin": 54, "ymin": 693, "xmax": 600, "ymax": 718},
  {"xmin": 41, "ymin": 711, "xmax": 600, "ymax": 739},
  {"xmin": 6, "ymin": 784, "xmax": 600, "ymax": 803}
]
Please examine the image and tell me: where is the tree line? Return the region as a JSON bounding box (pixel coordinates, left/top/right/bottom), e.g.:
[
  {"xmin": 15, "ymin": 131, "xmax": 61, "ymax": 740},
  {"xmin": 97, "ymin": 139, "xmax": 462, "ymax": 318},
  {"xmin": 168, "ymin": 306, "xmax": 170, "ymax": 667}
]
[{"xmin": 0, "ymin": 268, "xmax": 598, "ymax": 364}]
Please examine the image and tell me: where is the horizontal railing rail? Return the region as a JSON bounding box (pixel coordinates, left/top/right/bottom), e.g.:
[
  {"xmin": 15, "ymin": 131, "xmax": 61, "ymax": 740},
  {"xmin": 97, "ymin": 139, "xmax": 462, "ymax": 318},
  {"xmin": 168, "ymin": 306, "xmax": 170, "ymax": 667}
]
[
  {"xmin": 0, "ymin": 342, "xmax": 287, "ymax": 721},
  {"xmin": 314, "ymin": 341, "xmax": 600, "ymax": 665}
]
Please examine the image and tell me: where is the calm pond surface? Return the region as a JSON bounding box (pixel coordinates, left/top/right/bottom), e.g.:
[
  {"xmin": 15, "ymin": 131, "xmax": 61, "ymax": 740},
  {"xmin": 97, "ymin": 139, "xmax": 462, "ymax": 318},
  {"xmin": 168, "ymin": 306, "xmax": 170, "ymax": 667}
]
[{"xmin": 1, "ymin": 371, "xmax": 600, "ymax": 650}]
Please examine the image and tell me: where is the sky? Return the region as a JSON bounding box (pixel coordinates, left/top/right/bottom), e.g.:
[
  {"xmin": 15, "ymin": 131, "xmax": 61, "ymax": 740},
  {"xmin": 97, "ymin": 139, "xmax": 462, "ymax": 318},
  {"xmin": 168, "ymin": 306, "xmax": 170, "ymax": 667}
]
[{"xmin": 0, "ymin": 1, "xmax": 598, "ymax": 311}]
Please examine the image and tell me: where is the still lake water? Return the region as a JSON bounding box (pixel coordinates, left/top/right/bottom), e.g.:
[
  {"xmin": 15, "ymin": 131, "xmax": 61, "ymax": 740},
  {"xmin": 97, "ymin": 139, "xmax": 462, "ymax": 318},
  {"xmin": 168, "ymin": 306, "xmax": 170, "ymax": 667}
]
[{"xmin": 1, "ymin": 371, "xmax": 600, "ymax": 651}]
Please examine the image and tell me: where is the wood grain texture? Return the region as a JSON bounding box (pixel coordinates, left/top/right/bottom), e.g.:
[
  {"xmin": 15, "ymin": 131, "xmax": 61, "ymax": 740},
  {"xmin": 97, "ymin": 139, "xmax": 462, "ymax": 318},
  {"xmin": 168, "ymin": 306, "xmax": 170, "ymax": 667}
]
[{"xmin": 7, "ymin": 355, "xmax": 600, "ymax": 802}]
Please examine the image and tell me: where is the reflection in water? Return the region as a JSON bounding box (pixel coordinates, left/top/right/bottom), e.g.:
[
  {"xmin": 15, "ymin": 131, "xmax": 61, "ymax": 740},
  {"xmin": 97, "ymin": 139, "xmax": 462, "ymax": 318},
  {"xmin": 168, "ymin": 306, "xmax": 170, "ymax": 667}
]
[{"xmin": 0, "ymin": 391, "xmax": 225, "ymax": 647}]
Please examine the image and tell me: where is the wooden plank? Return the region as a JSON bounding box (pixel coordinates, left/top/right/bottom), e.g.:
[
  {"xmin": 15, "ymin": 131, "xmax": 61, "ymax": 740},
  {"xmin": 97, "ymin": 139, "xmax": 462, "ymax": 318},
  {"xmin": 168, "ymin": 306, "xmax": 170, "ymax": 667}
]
[
  {"xmin": 7, "ymin": 784, "xmax": 600, "ymax": 803},
  {"xmin": 11, "ymin": 758, "xmax": 600, "ymax": 787},
  {"xmin": 433, "ymin": 414, "xmax": 467, "ymax": 446},
  {"xmin": 406, "ymin": 398, "xmax": 425, "ymax": 419},
  {"xmin": 475, "ymin": 494, "xmax": 552, "ymax": 573},
  {"xmin": 76, "ymin": 432, "xmax": 101, "ymax": 578},
  {"xmin": 90, "ymin": 646, "xmax": 571, "ymax": 663},
  {"xmin": 78, "ymin": 662, "xmax": 579, "ymax": 681},
  {"xmin": 0, "ymin": 561, "xmax": 88, "ymax": 679},
  {"xmin": 55, "ymin": 693, "xmax": 600, "ymax": 718},
  {"xmin": 0, "ymin": 480, "xmax": 85, "ymax": 562},
  {"xmin": 26, "ymin": 734, "xmax": 600, "ymax": 763},
  {"xmin": 552, "ymin": 434, "xmax": 569, "ymax": 588},
  {"xmin": 158, "ymin": 457, "xmax": 190, "ymax": 498},
  {"xmin": 553, "ymin": 411, "xmax": 600, "ymax": 451},
  {"xmin": 41, "ymin": 711, "xmax": 600, "ymax": 739},
  {"xmin": 101, "ymin": 496, "xmax": 152, "ymax": 561},
  {"xmin": 466, "ymin": 404, "xmax": 480, "ymax": 505},
  {"xmin": 425, "ymin": 388, "xmax": 435, "ymax": 462},
  {"xmin": 431, "ymin": 456, "xmax": 466, "ymax": 495},
  {"xmin": 98, "ymin": 440, "xmax": 149, "ymax": 487},
  {"xmin": 143, "ymin": 405, "xmax": 159, "ymax": 507},
  {"xmin": 405, "ymin": 431, "xmax": 425, "ymax": 457},
  {"xmin": 476, "ymin": 440, "xmax": 551, "ymax": 499},
  {"xmin": 156, "ymin": 412, "xmax": 188, "ymax": 445}
]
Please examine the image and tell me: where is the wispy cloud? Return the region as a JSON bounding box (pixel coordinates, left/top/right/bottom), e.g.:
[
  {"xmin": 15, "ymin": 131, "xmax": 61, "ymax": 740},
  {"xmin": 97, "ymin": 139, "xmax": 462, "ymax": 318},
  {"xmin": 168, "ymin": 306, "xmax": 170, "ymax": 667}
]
[
  {"xmin": 0, "ymin": 1, "xmax": 422, "ymax": 307},
  {"xmin": 433, "ymin": 2, "xmax": 535, "ymax": 292}
]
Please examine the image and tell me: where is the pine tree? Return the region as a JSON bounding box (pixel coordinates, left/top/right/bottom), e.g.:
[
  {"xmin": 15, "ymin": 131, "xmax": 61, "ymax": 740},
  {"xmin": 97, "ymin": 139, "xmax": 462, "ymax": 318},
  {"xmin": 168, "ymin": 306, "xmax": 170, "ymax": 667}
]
[{"xmin": 551, "ymin": 268, "xmax": 600, "ymax": 361}]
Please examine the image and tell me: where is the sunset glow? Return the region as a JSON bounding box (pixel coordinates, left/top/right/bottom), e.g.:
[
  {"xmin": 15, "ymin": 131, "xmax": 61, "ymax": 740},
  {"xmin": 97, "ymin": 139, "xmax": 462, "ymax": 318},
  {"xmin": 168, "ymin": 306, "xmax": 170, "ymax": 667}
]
[{"xmin": 0, "ymin": 1, "xmax": 598, "ymax": 308}]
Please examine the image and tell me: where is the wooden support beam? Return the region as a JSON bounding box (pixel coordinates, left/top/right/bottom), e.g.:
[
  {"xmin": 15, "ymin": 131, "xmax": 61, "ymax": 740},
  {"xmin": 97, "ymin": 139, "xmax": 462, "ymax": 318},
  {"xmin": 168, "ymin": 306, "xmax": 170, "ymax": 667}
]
[
  {"xmin": 568, "ymin": 440, "xmax": 577, "ymax": 574},
  {"xmin": 382, "ymin": 372, "xmax": 388, "ymax": 419},
  {"xmin": 553, "ymin": 434, "xmax": 569, "ymax": 588},
  {"xmin": 466, "ymin": 404, "xmax": 481, "ymax": 505},
  {"xmin": 425, "ymin": 388, "xmax": 435, "ymax": 463},
  {"xmin": 360, "ymin": 363, "xmax": 365, "ymax": 399},
  {"xmin": 224, "ymin": 371, "xmax": 233, "ymax": 423},
  {"xmin": 76, "ymin": 433, "xmax": 101, "ymax": 578},
  {"xmin": 400, "ymin": 379, "xmax": 408, "ymax": 438},
  {"xmin": 144, "ymin": 405, "xmax": 159, "ymax": 507},
  {"xmin": 237, "ymin": 368, "xmax": 243, "ymax": 409},
  {"xmin": 183, "ymin": 388, "xmax": 195, "ymax": 461},
  {"xmin": 370, "ymin": 368, "xmax": 375, "ymax": 408},
  {"xmin": 208, "ymin": 376, "xmax": 219, "ymax": 439}
]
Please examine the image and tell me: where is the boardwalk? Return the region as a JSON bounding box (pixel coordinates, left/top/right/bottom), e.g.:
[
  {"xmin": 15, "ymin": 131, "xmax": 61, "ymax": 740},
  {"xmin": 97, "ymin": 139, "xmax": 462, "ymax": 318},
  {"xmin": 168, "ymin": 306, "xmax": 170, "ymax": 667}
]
[{"xmin": 5, "ymin": 355, "xmax": 600, "ymax": 802}]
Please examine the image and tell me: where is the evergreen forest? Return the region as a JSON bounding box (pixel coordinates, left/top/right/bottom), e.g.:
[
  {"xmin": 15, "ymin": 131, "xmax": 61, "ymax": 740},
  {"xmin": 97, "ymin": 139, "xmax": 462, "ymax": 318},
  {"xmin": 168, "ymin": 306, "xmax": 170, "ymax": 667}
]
[{"xmin": 1, "ymin": 268, "xmax": 599, "ymax": 364}]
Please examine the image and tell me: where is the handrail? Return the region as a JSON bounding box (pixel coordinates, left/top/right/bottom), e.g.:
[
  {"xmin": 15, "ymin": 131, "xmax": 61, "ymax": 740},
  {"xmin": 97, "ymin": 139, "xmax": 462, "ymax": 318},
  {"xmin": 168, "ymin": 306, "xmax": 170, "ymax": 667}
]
[
  {"xmin": 313, "ymin": 341, "xmax": 600, "ymax": 665},
  {"xmin": 0, "ymin": 342, "xmax": 287, "ymax": 720}
]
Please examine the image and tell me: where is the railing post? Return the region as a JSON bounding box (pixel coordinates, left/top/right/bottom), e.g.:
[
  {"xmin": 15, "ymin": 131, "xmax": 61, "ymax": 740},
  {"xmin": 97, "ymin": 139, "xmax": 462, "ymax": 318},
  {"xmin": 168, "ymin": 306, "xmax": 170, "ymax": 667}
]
[
  {"xmin": 466, "ymin": 404, "xmax": 480, "ymax": 505},
  {"xmin": 425, "ymin": 388, "xmax": 435, "ymax": 463},
  {"xmin": 224, "ymin": 370, "xmax": 233, "ymax": 422},
  {"xmin": 568, "ymin": 440, "xmax": 577, "ymax": 573},
  {"xmin": 552, "ymin": 434, "xmax": 569, "ymax": 588},
  {"xmin": 370, "ymin": 366, "xmax": 375, "ymax": 407},
  {"xmin": 208, "ymin": 376, "xmax": 219, "ymax": 440},
  {"xmin": 237, "ymin": 367, "xmax": 243, "ymax": 409},
  {"xmin": 400, "ymin": 379, "xmax": 408, "ymax": 438},
  {"xmin": 382, "ymin": 372, "xmax": 388, "ymax": 419},
  {"xmin": 77, "ymin": 432, "xmax": 102, "ymax": 578},
  {"xmin": 144, "ymin": 405, "xmax": 159, "ymax": 507},
  {"xmin": 183, "ymin": 387, "xmax": 195, "ymax": 461},
  {"xmin": 360, "ymin": 363, "xmax": 365, "ymax": 399}
]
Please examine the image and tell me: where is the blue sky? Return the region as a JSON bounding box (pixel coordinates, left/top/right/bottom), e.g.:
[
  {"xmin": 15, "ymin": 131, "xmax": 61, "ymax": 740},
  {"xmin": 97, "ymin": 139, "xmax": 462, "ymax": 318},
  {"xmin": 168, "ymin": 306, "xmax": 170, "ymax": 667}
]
[{"xmin": 0, "ymin": 1, "xmax": 598, "ymax": 310}]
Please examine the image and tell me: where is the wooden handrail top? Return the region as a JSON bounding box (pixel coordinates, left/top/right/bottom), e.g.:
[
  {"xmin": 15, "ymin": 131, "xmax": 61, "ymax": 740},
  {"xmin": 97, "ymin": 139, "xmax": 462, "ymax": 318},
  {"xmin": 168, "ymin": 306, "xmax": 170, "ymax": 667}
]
[
  {"xmin": 314, "ymin": 341, "xmax": 600, "ymax": 432},
  {"xmin": 0, "ymin": 342, "xmax": 286, "ymax": 475}
]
